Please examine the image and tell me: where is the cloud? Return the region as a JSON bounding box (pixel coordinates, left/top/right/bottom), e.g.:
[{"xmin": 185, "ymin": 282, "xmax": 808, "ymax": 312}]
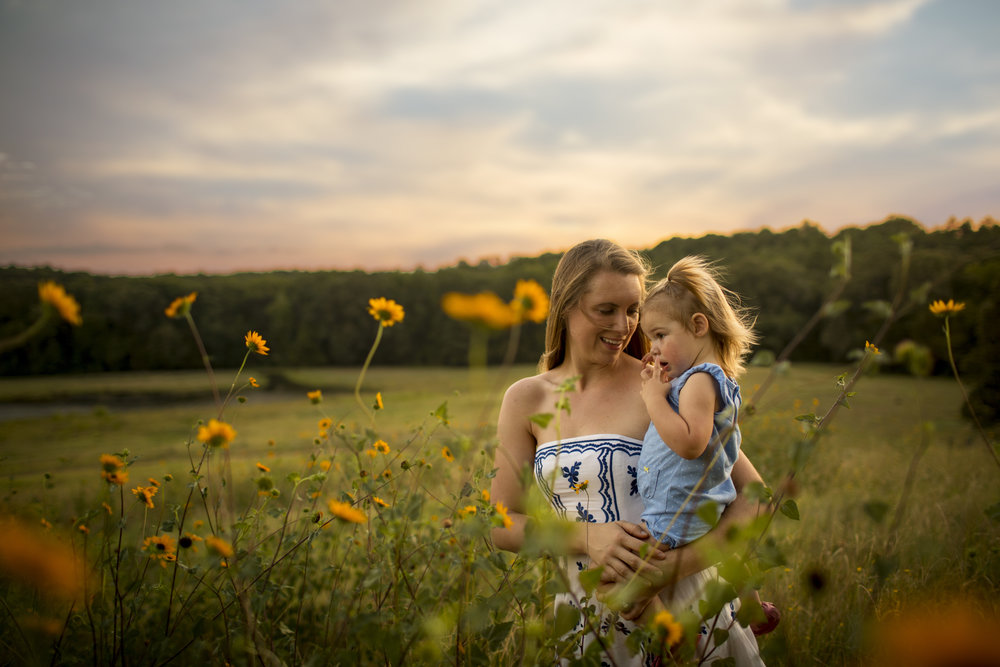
[{"xmin": 0, "ymin": 0, "xmax": 997, "ymax": 275}]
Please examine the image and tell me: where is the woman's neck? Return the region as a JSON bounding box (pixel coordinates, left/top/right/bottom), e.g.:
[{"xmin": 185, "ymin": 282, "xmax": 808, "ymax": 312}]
[{"xmin": 558, "ymin": 350, "xmax": 635, "ymax": 388}]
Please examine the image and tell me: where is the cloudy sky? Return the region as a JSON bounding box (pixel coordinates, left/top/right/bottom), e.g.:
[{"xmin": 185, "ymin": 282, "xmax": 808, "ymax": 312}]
[{"xmin": 1, "ymin": 0, "xmax": 997, "ymax": 275}]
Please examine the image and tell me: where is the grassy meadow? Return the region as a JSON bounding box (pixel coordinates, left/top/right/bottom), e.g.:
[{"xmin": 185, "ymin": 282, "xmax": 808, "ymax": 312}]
[{"xmin": 1, "ymin": 361, "xmax": 999, "ymax": 666}]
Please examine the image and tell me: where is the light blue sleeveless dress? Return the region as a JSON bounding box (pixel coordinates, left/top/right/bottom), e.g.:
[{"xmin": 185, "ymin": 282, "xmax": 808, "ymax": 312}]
[{"xmin": 535, "ymin": 433, "xmax": 764, "ymax": 665}]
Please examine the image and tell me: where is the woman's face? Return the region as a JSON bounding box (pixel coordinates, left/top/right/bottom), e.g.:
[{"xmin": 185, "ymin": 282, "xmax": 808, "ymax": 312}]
[{"xmin": 564, "ymin": 270, "xmax": 642, "ymax": 362}]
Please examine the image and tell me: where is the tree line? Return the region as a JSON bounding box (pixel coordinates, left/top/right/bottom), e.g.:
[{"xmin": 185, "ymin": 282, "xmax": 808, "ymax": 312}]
[{"xmin": 2, "ymin": 216, "xmax": 998, "ymax": 419}]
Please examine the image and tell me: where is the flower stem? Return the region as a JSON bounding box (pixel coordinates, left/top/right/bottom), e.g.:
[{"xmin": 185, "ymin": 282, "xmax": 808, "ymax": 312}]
[
  {"xmin": 354, "ymin": 324, "xmax": 384, "ymax": 423},
  {"xmin": 185, "ymin": 312, "xmax": 221, "ymax": 410},
  {"xmin": 0, "ymin": 310, "xmax": 50, "ymax": 354},
  {"xmin": 942, "ymin": 316, "xmax": 1000, "ymax": 471}
]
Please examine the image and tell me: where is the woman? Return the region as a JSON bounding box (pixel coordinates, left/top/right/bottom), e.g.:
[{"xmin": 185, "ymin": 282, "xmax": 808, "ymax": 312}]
[{"xmin": 491, "ymin": 239, "xmax": 766, "ymax": 664}]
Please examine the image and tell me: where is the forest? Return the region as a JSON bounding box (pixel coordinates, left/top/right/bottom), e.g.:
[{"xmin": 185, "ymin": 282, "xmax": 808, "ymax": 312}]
[{"xmin": 2, "ymin": 216, "xmax": 999, "ymax": 420}]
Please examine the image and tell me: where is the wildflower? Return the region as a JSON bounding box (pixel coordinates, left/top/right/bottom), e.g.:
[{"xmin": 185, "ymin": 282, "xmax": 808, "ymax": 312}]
[
  {"xmin": 193, "ymin": 520, "xmax": 204, "ymax": 529},
  {"xmin": 365, "ymin": 448, "xmax": 378, "ymax": 459},
  {"xmin": 382, "ymin": 469, "xmax": 392, "ymax": 479},
  {"xmin": 78, "ymin": 524, "xmax": 89, "ymax": 535},
  {"xmin": 571, "ymin": 480, "xmax": 590, "ymax": 494},
  {"xmin": 164, "ymin": 473, "xmax": 173, "ymax": 482},
  {"xmin": 307, "ymin": 389, "xmax": 323, "ymax": 404},
  {"xmin": 38, "ymin": 281, "xmax": 82, "ymax": 326},
  {"xmin": 142, "ymin": 534, "xmax": 177, "ymax": 567},
  {"xmin": 929, "ymin": 299, "xmax": 966, "ymax": 317},
  {"xmin": 179, "ymin": 533, "xmax": 202, "ymax": 551},
  {"xmin": 368, "ymin": 297, "xmax": 405, "ymax": 327},
  {"xmin": 441, "ymin": 291, "xmax": 516, "ymax": 329},
  {"xmin": 205, "ymin": 535, "xmax": 234, "ymax": 559},
  {"xmin": 318, "ymin": 418, "xmax": 332, "ymax": 430},
  {"xmin": 256, "ymin": 477, "xmax": 274, "ymax": 494},
  {"xmin": 460, "ymin": 505, "xmax": 477, "ymax": 517},
  {"xmin": 147, "ymin": 477, "xmax": 161, "ymax": 487},
  {"xmin": 510, "ymin": 279, "xmax": 550, "ymax": 324},
  {"xmin": 100, "ymin": 453, "xmax": 125, "ymax": 478},
  {"xmin": 373, "ymin": 439, "xmax": 390, "ymax": 454},
  {"xmin": 256, "ymin": 462, "xmax": 270, "ymax": 473},
  {"xmin": 165, "ymin": 292, "xmax": 197, "ymax": 318},
  {"xmin": 495, "ymin": 501, "xmax": 513, "ymax": 529},
  {"xmin": 0, "ymin": 515, "xmax": 88, "ymax": 600},
  {"xmin": 481, "ymin": 489, "xmax": 490, "ymax": 502},
  {"xmin": 374, "ymin": 392, "xmax": 383, "ymax": 410},
  {"xmin": 328, "ymin": 500, "xmax": 366, "ymax": 524},
  {"xmin": 244, "ymin": 330, "xmax": 269, "ymax": 356},
  {"xmin": 197, "ymin": 419, "xmax": 236, "ymax": 448},
  {"xmin": 865, "ymin": 340, "xmax": 881, "ymax": 355},
  {"xmin": 441, "ymin": 446, "xmax": 455, "ymax": 462},
  {"xmin": 131, "ymin": 485, "xmax": 158, "ymax": 509},
  {"xmin": 319, "ymin": 460, "xmax": 332, "ymax": 471},
  {"xmin": 249, "ymin": 377, "xmax": 259, "ymax": 388},
  {"xmin": 40, "ymin": 518, "xmax": 52, "ymax": 529},
  {"xmin": 651, "ymin": 609, "xmax": 683, "ymax": 647},
  {"xmin": 372, "ymin": 496, "xmax": 389, "ymax": 508}
]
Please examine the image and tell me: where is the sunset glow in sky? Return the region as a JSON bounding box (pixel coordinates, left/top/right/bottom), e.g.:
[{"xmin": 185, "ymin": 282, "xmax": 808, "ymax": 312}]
[{"xmin": 1, "ymin": 0, "xmax": 998, "ymax": 275}]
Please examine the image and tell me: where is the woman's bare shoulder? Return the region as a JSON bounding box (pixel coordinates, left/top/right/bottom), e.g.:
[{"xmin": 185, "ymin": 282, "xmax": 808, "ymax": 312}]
[{"xmin": 503, "ymin": 372, "xmax": 554, "ymax": 407}]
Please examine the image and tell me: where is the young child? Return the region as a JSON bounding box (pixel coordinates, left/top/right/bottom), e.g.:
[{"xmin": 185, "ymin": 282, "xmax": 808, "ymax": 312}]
[{"xmin": 636, "ymin": 256, "xmax": 776, "ymax": 659}]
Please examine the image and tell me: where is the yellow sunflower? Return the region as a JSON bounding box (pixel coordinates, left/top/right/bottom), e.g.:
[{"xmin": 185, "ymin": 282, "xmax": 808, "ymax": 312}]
[
  {"xmin": 38, "ymin": 281, "xmax": 82, "ymax": 326},
  {"xmin": 244, "ymin": 330, "xmax": 269, "ymax": 355},
  {"xmin": 368, "ymin": 297, "xmax": 405, "ymax": 327}
]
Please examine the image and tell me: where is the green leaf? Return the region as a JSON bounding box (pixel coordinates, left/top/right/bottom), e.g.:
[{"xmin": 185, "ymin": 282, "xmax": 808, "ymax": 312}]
[
  {"xmin": 712, "ymin": 629, "xmax": 730, "ymax": 648},
  {"xmin": 757, "ymin": 536, "xmax": 788, "ymax": 570},
  {"xmin": 745, "ymin": 481, "xmax": 772, "ymax": 504},
  {"xmin": 578, "ymin": 566, "xmax": 604, "ymax": 596},
  {"xmin": 432, "ymin": 401, "xmax": 450, "ymax": 424},
  {"xmin": 696, "ymin": 501, "xmax": 721, "ymax": 528},
  {"xmin": 822, "ymin": 299, "xmax": 851, "ymax": 317},
  {"xmin": 553, "ymin": 604, "xmax": 581, "ymax": 636},
  {"xmin": 863, "ymin": 300, "xmax": 893, "ymax": 318},
  {"xmin": 529, "ymin": 412, "xmax": 554, "ymax": 428},
  {"xmin": 779, "ymin": 498, "xmax": 800, "ymax": 521},
  {"xmin": 863, "ymin": 500, "xmax": 890, "ymax": 523}
]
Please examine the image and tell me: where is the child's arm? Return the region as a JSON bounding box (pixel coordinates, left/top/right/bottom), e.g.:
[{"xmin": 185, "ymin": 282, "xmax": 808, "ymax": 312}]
[{"xmin": 640, "ymin": 368, "xmax": 718, "ymax": 460}]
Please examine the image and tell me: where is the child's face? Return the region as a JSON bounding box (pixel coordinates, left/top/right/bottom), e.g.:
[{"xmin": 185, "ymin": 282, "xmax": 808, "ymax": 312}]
[{"xmin": 640, "ymin": 303, "xmax": 707, "ymax": 380}]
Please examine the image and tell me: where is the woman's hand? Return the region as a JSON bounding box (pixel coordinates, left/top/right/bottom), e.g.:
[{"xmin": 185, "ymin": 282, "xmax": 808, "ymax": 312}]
[{"xmin": 578, "ymin": 521, "xmax": 667, "ymax": 583}]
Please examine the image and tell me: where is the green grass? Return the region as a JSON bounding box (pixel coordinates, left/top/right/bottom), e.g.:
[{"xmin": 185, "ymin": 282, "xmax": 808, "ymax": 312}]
[
  {"xmin": 0, "ymin": 365, "xmax": 536, "ymax": 500},
  {"xmin": 1, "ymin": 362, "xmax": 998, "ymax": 665}
]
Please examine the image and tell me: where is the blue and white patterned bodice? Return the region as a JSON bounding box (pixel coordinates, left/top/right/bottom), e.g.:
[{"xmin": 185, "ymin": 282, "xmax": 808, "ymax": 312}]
[{"xmin": 534, "ymin": 434, "xmax": 645, "ymax": 525}]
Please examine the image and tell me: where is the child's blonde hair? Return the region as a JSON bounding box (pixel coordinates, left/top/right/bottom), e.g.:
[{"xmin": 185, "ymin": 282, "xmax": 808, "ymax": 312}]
[{"xmin": 645, "ymin": 255, "xmax": 758, "ymax": 379}]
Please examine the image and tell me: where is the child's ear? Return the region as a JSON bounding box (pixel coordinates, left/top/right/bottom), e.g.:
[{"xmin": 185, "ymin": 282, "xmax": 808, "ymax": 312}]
[{"xmin": 690, "ymin": 313, "xmax": 710, "ymax": 337}]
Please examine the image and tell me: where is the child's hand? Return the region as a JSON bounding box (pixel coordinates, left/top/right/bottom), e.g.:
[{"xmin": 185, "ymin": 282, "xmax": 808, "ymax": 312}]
[{"xmin": 640, "ymin": 360, "xmax": 671, "ymax": 405}]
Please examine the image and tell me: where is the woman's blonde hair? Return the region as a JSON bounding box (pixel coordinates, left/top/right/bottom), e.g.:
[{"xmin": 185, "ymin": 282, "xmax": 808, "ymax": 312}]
[
  {"xmin": 540, "ymin": 239, "xmax": 650, "ymax": 371},
  {"xmin": 645, "ymin": 255, "xmax": 757, "ymax": 379}
]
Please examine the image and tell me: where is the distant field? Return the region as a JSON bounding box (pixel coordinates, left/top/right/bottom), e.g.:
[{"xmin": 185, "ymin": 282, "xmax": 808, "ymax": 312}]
[{"xmin": 0, "ymin": 362, "xmax": 979, "ymax": 490}]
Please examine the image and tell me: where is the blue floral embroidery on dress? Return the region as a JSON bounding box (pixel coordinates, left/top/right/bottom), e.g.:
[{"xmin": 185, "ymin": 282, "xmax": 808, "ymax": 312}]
[
  {"xmin": 575, "ymin": 502, "xmax": 595, "ymax": 522},
  {"xmin": 576, "ymin": 561, "xmax": 585, "ymax": 571},
  {"xmin": 562, "ymin": 460, "xmax": 581, "ymax": 485},
  {"xmin": 627, "ymin": 465, "xmax": 638, "ymax": 496}
]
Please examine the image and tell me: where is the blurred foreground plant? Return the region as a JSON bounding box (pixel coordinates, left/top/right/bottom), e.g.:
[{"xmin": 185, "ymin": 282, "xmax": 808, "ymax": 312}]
[{"xmin": 0, "ymin": 281, "xmax": 81, "ymax": 354}]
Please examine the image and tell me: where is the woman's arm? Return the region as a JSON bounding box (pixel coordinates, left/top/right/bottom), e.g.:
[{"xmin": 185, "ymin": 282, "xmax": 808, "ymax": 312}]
[
  {"xmin": 489, "ymin": 380, "xmax": 538, "ymax": 553},
  {"xmin": 619, "ymin": 451, "xmax": 765, "ymax": 620}
]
